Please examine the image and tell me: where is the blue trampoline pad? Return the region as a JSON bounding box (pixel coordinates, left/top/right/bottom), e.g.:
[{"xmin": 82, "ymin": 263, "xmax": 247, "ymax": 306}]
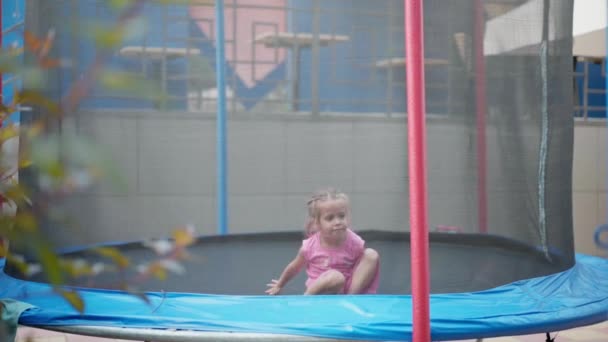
[{"xmin": 1, "ymin": 254, "xmax": 607, "ymax": 341}]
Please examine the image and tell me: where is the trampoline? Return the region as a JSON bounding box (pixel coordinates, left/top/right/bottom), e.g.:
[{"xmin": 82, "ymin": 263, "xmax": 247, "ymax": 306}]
[
  {"xmin": 2, "ymin": 0, "xmax": 608, "ymax": 341},
  {"xmin": 2, "ymin": 232, "xmax": 608, "ymax": 341}
]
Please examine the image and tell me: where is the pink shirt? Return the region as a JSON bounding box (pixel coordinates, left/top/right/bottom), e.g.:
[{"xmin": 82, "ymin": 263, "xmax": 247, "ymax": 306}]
[{"xmin": 300, "ymin": 228, "xmax": 365, "ymax": 288}]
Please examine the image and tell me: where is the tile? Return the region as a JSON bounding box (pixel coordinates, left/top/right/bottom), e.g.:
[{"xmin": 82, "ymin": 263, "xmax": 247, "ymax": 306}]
[
  {"xmin": 597, "ymin": 127, "xmax": 607, "ymax": 192},
  {"xmin": 557, "ymin": 328, "xmax": 608, "ymax": 341},
  {"xmin": 572, "ymin": 192, "xmax": 601, "ymax": 255},
  {"xmin": 75, "ymin": 116, "xmax": 139, "ymax": 195},
  {"xmin": 285, "ymin": 121, "xmax": 355, "ymax": 193},
  {"xmin": 228, "ymin": 121, "xmax": 287, "ymax": 195},
  {"xmin": 15, "ymin": 327, "xmax": 67, "ymax": 341},
  {"xmin": 17, "ymin": 337, "xmax": 66, "ymax": 342},
  {"xmin": 573, "ymin": 126, "xmax": 599, "ymax": 192},
  {"xmin": 138, "ymin": 119, "xmax": 216, "ymax": 195},
  {"xmin": 228, "ymin": 195, "xmax": 289, "ymax": 232},
  {"xmin": 597, "ymin": 192, "xmax": 607, "ymax": 229},
  {"xmin": 428, "ymin": 192, "xmax": 477, "ymax": 233},
  {"xmin": 349, "ymin": 192, "xmax": 408, "ymax": 231},
  {"xmin": 596, "ymin": 193, "xmax": 608, "ymax": 256},
  {"xmin": 594, "ymin": 320, "xmax": 608, "ymax": 329},
  {"xmin": 135, "ymin": 195, "xmax": 215, "ymax": 237},
  {"xmin": 482, "ymin": 337, "xmax": 522, "ymax": 342},
  {"xmin": 16, "ymin": 327, "xmax": 126, "ymax": 341},
  {"xmin": 352, "ymin": 121, "xmax": 407, "ymax": 193},
  {"xmin": 65, "ymin": 335, "xmax": 121, "ymax": 341}
]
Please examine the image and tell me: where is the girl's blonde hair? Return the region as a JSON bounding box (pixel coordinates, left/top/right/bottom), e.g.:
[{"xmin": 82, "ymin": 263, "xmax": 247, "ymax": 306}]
[{"xmin": 305, "ymin": 188, "xmax": 349, "ymax": 236}]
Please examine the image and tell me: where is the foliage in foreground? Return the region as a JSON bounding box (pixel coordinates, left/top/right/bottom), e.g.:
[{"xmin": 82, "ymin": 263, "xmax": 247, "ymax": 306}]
[{"xmin": 0, "ymin": 0, "xmax": 202, "ymax": 314}]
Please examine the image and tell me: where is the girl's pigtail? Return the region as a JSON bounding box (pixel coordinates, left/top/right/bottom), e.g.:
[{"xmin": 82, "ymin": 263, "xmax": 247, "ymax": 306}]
[{"xmin": 305, "ymin": 197, "xmax": 318, "ymax": 237}]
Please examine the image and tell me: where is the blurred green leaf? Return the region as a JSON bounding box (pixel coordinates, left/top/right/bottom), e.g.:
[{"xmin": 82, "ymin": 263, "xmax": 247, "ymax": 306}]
[
  {"xmin": 30, "ymin": 134, "xmax": 127, "ymax": 192},
  {"xmin": 0, "ymin": 3, "xmax": 195, "ymax": 323},
  {"xmin": 0, "ymin": 50, "xmax": 23, "ymax": 73},
  {"xmin": 24, "ymin": 120, "xmax": 45, "ymax": 139},
  {"xmin": 147, "ymin": 262, "xmax": 167, "ymax": 280},
  {"xmin": 125, "ymin": 286, "xmax": 150, "ymax": 304},
  {"xmin": 6, "ymin": 254, "xmax": 29, "ymax": 275},
  {"xmin": 47, "ymin": 162, "xmax": 65, "ymax": 179},
  {"xmin": 16, "ymin": 90, "xmax": 61, "ymax": 115},
  {"xmin": 14, "ymin": 212, "xmax": 38, "ymax": 233},
  {"xmin": 173, "ymin": 226, "xmax": 195, "ymax": 247},
  {"xmin": 56, "ymin": 289, "xmax": 85, "ymax": 313},
  {"xmin": 88, "ymin": 24, "xmax": 126, "ymax": 49},
  {"xmin": 19, "ymin": 67, "xmax": 46, "ymax": 89},
  {"xmin": 123, "ymin": 17, "xmax": 147, "ymax": 41},
  {"xmin": 154, "ymin": 0, "xmax": 202, "ymax": 4},
  {"xmin": 0, "ymin": 216, "xmax": 16, "ymax": 239},
  {"xmin": 30, "ymin": 137, "xmax": 58, "ymax": 165},
  {"xmin": 0, "ymin": 124, "xmax": 19, "ymax": 144},
  {"xmin": 160, "ymin": 259, "xmax": 185, "ymax": 275},
  {"xmin": 1, "ymin": 183, "xmax": 30, "ymax": 207},
  {"xmin": 99, "ymin": 70, "xmax": 164, "ymax": 101},
  {"xmin": 18, "ymin": 157, "xmax": 33, "ymax": 169},
  {"xmin": 38, "ymin": 242, "xmax": 65, "ymax": 286},
  {"xmin": 0, "ymin": 102, "xmax": 11, "ymax": 117},
  {"xmin": 93, "ymin": 247, "xmax": 130, "ymax": 269},
  {"xmin": 61, "ymin": 259, "xmax": 98, "ymax": 278},
  {"xmin": 109, "ymin": 0, "xmax": 135, "ymax": 10}
]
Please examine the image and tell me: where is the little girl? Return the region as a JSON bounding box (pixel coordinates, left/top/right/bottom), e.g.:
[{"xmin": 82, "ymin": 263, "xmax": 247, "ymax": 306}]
[{"xmin": 266, "ymin": 188, "xmax": 380, "ymax": 295}]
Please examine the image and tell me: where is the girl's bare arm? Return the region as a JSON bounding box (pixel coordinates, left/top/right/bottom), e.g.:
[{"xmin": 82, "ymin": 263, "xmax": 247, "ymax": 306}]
[{"xmin": 266, "ymin": 249, "xmax": 306, "ymax": 295}]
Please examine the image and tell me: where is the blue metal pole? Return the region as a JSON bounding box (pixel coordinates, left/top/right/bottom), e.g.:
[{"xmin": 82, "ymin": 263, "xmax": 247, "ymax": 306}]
[{"xmin": 215, "ymin": 0, "xmax": 228, "ymax": 235}]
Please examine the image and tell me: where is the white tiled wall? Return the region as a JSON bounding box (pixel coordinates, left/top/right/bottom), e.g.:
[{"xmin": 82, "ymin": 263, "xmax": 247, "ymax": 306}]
[
  {"xmin": 53, "ymin": 115, "xmax": 608, "ymax": 257},
  {"xmin": 573, "ymin": 121, "xmax": 607, "ymax": 256}
]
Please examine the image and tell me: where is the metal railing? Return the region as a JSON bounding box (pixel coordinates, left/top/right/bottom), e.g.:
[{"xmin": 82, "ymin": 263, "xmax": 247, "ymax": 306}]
[
  {"xmin": 574, "ymin": 57, "xmax": 607, "ymax": 120},
  {"xmin": 51, "ymin": 0, "xmax": 465, "ymax": 117},
  {"xmin": 35, "ymin": 1, "xmax": 596, "ymax": 120}
]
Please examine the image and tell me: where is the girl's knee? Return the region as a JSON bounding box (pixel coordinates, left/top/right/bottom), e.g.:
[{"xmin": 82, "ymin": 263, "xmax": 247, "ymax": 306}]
[
  {"xmin": 363, "ymin": 248, "xmax": 379, "ymax": 263},
  {"xmin": 325, "ymin": 269, "xmax": 346, "ymax": 287}
]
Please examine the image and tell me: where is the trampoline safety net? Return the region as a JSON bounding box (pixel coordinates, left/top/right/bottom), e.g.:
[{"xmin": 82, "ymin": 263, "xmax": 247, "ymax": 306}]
[{"xmin": 12, "ymin": 0, "xmax": 575, "ymax": 295}]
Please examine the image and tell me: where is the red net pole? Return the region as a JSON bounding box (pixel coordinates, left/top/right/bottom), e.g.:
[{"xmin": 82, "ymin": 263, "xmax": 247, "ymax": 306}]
[
  {"xmin": 474, "ymin": 0, "xmax": 488, "ymax": 234},
  {"xmin": 404, "ymin": 1, "xmax": 430, "ymax": 341}
]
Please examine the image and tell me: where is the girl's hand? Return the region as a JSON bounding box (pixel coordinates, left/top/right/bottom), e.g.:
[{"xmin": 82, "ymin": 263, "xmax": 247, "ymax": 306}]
[{"xmin": 265, "ymin": 279, "xmax": 282, "ymax": 295}]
